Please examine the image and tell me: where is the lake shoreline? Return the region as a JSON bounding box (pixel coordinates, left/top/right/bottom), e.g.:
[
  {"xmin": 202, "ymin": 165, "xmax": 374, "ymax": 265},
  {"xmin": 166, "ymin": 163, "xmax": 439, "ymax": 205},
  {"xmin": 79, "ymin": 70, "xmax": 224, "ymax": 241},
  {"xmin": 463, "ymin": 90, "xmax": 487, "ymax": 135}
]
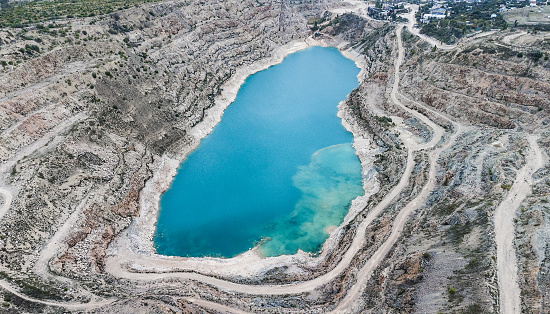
[{"xmin": 106, "ymin": 35, "xmax": 381, "ymax": 280}]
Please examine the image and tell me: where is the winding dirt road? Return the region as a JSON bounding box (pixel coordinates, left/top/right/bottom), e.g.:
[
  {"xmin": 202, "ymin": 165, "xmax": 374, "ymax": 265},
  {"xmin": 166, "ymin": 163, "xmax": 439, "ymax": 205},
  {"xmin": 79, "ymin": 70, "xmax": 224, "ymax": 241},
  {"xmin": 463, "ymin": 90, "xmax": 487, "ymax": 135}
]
[
  {"xmin": 495, "ymin": 135, "xmax": 545, "ymax": 314},
  {"xmin": 104, "ymin": 24, "xmax": 460, "ymax": 314},
  {"xmin": 404, "ymin": 5, "xmax": 456, "ymax": 51},
  {"xmin": 333, "ymin": 25, "xmax": 462, "ymax": 312},
  {"xmin": 0, "ymin": 278, "xmax": 113, "ymax": 310},
  {"xmin": 0, "ymin": 19, "xmax": 459, "ymax": 314},
  {"xmin": 1, "ymin": 6, "xmax": 536, "ymax": 313}
]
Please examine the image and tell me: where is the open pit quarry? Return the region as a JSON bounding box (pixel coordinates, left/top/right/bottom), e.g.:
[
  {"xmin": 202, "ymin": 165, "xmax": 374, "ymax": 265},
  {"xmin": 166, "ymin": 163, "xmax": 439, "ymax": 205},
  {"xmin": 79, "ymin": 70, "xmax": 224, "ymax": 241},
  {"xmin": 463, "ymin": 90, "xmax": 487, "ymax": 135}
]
[{"xmin": 0, "ymin": 0, "xmax": 549, "ymax": 312}]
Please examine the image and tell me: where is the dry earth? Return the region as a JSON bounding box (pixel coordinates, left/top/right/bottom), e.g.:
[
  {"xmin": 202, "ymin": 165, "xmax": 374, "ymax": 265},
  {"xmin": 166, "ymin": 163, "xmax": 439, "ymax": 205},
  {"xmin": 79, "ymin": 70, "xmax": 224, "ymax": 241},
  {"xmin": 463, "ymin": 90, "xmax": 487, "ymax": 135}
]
[{"xmin": 0, "ymin": 0, "xmax": 549, "ymax": 313}]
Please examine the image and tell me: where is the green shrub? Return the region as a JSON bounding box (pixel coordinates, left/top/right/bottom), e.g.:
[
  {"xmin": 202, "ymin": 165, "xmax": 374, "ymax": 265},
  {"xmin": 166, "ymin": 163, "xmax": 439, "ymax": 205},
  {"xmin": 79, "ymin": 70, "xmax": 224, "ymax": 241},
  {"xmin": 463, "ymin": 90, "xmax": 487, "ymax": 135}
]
[
  {"xmin": 25, "ymin": 44, "xmax": 40, "ymax": 53},
  {"xmin": 528, "ymin": 50, "xmax": 543, "ymax": 61}
]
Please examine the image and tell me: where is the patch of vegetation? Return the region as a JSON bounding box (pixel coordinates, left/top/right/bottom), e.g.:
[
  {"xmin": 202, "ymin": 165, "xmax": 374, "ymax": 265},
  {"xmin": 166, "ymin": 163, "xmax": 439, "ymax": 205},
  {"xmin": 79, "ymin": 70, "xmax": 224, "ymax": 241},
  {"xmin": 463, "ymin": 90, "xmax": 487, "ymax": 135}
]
[
  {"xmin": 527, "ymin": 50, "xmax": 543, "ymax": 61},
  {"xmin": 352, "ymin": 23, "xmax": 394, "ymax": 53},
  {"xmin": 464, "ymin": 304, "xmax": 486, "ymax": 313},
  {"xmin": 418, "ymin": 0, "xmax": 509, "ymax": 44},
  {"xmin": 307, "ymin": 16, "xmax": 325, "ymax": 31},
  {"xmin": 23, "ymin": 44, "xmax": 40, "ymax": 54},
  {"xmin": 447, "ymin": 221, "xmax": 473, "ymax": 244},
  {"xmin": 376, "ymin": 115, "xmax": 395, "ymax": 128},
  {"xmin": 433, "ymin": 201, "xmax": 460, "ymax": 216},
  {"xmin": 0, "ymin": 272, "xmax": 62, "ymax": 301},
  {"xmin": 0, "ymin": 0, "xmax": 160, "ymax": 28}
]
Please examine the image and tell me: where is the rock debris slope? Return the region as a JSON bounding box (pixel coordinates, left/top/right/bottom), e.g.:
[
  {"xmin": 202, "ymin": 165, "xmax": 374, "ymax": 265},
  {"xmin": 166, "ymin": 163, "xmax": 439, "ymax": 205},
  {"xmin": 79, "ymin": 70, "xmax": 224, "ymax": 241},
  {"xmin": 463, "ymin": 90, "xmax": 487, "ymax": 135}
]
[{"xmin": 0, "ymin": 0, "xmax": 549, "ymax": 312}]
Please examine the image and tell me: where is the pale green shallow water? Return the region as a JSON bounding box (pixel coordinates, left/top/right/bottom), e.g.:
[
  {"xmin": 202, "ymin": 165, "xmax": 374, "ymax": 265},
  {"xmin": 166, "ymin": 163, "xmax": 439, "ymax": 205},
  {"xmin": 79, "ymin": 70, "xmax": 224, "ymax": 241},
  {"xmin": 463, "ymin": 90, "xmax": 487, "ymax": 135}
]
[{"xmin": 154, "ymin": 46, "xmax": 363, "ymax": 258}]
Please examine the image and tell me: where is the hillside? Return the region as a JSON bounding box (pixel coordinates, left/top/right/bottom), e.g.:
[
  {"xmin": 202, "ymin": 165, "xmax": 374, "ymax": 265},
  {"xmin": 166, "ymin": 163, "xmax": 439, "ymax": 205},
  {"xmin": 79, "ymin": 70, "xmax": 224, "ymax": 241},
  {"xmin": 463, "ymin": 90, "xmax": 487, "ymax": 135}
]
[{"xmin": 0, "ymin": 0, "xmax": 549, "ymax": 312}]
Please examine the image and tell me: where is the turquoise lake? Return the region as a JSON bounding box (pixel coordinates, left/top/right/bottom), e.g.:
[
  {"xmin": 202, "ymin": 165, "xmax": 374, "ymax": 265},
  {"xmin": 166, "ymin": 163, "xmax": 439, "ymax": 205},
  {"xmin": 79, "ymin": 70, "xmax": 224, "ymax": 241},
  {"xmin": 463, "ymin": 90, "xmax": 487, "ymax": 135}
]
[{"xmin": 154, "ymin": 46, "xmax": 363, "ymax": 258}]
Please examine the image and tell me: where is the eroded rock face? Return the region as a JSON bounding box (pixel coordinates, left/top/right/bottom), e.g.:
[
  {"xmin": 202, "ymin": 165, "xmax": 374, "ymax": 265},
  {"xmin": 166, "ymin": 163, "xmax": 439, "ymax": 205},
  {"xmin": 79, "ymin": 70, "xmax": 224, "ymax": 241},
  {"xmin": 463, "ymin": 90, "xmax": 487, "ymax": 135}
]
[
  {"xmin": 355, "ymin": 29, "xmax": 550, "ymax": 313},
  {"xmin": 0, "ymin": 0, "xmax": 340, "ymax": 307},
  {"xmin": 1, "ymin": 0, "xmax": 550, "ymax": 312}
]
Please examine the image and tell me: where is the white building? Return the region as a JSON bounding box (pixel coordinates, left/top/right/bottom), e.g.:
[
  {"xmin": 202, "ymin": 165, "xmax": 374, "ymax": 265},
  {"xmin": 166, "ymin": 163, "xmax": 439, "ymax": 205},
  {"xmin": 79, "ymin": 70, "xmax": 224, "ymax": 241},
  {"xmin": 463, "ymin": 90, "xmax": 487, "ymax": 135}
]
[
  {"xmin": 422, "ymin": 13, "xmax": 446, "ymax": 23},
  {"xmin": 431, "ymin": 7, "xmax": 447, "ymax": 15}
]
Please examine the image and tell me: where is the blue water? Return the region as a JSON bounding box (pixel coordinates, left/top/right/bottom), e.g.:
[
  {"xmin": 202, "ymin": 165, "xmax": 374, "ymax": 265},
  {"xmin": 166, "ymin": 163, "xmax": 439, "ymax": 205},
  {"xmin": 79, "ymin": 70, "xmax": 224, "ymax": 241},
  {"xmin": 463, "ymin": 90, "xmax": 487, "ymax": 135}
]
[{"xmin": 154, "ymin": 46, "xmax": 362, "ymax": 258}]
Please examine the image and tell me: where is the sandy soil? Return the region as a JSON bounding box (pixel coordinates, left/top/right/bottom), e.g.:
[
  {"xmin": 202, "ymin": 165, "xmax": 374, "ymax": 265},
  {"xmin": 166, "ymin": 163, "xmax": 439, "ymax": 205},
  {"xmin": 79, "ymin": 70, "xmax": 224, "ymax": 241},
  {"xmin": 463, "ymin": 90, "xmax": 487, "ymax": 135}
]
[
  {"xmin": 329, "ymin": 0, "xmax": 374, "ymax": 21},
  {"xmin": 502, "ymin": 5, "xmax": 550, "ymax": 25},
  {"xmin": 501, "ymin": 31, "xmax": 528, "ymax": 45}
]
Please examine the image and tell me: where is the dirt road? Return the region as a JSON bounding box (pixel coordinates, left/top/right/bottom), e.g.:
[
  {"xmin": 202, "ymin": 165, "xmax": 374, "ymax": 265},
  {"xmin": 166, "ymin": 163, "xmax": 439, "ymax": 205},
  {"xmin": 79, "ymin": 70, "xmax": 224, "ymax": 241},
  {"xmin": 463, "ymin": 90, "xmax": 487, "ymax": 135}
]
[
  {"xmin": 0, "ymin": 278, "xmax": 112, "ymax": 310},
  {"xmin": 403, "ymin": 5, "xmax": 456, "ymax": 50},
  {"xmin": 104, "ymin": 25, "xmax": 460, "ymax": 314},
  {"xmin": 494, "ymin": 135, "xmax": 545, "ymax": 314},
  {"xmin": 0, "ymin": 7, "xmax": 481, "ymax": 313},
  {"xmin": 333, "ymin": 24, "xmax": 461, "ymax": 312}
]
